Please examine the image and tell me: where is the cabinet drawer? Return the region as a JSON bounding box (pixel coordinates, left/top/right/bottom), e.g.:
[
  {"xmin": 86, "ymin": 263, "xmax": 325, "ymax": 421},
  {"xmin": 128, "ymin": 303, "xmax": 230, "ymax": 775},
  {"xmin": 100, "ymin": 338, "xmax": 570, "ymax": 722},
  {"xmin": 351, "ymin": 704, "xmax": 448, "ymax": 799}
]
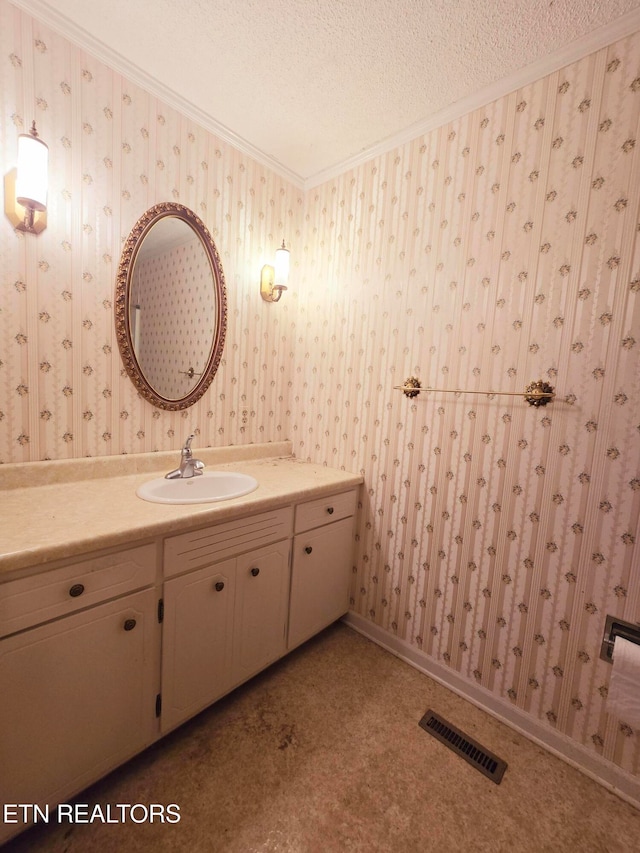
[
  {"xmin": 164, "ymin": 506, "xmax": 293, "ymax": 578},
  {"xmin": 294, "ymin": 489, "xmax": 357, "ymax": 533},
  {"xmin": 0, "ymin": 544, "xmax": 157, "ymax": 638}
]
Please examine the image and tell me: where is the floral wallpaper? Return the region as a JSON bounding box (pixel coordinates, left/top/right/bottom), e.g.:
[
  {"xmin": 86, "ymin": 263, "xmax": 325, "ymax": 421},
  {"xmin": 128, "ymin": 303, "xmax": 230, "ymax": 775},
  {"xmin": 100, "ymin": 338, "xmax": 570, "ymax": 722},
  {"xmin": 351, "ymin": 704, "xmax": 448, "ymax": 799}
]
[
  {"xmin": 294, "ymin": 36, "xmax": 640, "ymax": 783},
  {"xmin": 1, "ymin": 0, "xmax": 639, "ymax": 792},
  {"xmin": 0, "ymin": 0, "xmax": 301, "ymax": 461}
]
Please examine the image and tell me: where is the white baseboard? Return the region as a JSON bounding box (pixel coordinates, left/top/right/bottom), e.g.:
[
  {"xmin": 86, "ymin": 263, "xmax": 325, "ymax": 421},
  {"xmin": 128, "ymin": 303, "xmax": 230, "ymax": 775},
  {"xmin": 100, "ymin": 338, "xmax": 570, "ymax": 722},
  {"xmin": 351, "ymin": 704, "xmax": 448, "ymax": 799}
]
[{"xmin": 343, "ymin": 611, "xmax": 640, "ymax": 811}]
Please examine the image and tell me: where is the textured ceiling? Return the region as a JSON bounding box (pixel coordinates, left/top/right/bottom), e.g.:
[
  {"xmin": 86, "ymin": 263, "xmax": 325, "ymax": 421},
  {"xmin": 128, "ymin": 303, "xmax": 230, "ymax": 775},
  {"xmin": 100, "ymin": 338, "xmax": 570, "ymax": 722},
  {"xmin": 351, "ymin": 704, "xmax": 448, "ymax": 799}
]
[{"xmin": 16, "ymin": 0, "xmax": 640, "ymax": 183}]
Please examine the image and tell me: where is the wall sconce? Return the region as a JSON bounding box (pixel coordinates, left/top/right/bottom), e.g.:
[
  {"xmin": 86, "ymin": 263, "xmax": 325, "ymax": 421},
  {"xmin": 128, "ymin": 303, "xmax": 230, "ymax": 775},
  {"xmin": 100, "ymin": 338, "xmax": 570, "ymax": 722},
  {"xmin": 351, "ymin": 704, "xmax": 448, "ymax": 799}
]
[
  {"xmin": 4, "ymin": 121, "xmax": 48, "ymax": 234},
  {"xmin": 260, "ymin": 240, "xmax": 290, "ymax": 302}
]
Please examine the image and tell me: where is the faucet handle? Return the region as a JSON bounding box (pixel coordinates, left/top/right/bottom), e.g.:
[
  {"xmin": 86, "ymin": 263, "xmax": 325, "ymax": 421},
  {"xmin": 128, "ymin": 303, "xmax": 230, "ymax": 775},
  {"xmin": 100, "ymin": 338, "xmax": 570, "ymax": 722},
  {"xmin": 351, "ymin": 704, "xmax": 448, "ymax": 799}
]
[{"xmin": 165, "ymin": 434, "xmax": 200, "ymax": 479}]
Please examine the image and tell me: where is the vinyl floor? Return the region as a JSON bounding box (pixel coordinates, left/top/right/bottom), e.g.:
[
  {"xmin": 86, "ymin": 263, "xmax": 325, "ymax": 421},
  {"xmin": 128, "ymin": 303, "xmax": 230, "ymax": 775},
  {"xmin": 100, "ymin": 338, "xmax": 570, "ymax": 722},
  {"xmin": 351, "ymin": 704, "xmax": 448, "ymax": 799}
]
[{"xmin": 3, "ymin": 622, "xmax": 639, "ymax": 852}]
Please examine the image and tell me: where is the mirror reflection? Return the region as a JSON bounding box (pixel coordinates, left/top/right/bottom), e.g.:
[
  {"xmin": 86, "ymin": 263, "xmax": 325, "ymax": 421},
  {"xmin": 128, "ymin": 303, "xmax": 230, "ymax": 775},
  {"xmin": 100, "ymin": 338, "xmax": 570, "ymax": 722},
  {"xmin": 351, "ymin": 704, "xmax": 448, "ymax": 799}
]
[
  {"xmin": 115, "ymin": 203, "xmax": 227, "ymax": 410},
  {"xmin": 129, "ymin": 217, "xmax": 216, "ymax": 400}
]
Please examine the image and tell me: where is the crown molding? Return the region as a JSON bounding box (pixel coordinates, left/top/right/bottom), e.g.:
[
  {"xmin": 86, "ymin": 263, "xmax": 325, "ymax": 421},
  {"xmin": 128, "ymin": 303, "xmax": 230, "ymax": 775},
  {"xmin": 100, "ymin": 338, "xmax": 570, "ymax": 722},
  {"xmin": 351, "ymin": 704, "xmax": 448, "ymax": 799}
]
[
  {"xmin": 9, "ymin": 0, "xmax": 306, "ymax": 189},
  {"xmin": 10, "ymin": 1, "xmax": 640, "ymax": 192},
  {"xmin": 305, "ymin": 6, "xmax": 640, "ymax": 189}
]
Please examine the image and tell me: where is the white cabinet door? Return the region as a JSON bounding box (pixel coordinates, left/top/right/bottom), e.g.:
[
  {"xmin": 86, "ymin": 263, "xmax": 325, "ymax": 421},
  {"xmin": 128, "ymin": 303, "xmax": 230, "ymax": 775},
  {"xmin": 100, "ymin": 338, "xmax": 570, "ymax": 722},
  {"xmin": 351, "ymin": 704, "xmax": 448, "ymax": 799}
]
[
  {"xmin": 0, "ymin": 588, "xmax": 158, "ymax": 838},
  {"xmin": 232, "ymin": 541, "xmax": 291, "ymax": 686},
  {"xmin": 161, "ymin": 558, "xmax": 235, "ymax": 733},
  {"xmin": 288, "ymin": 516, "xmax": 354, "ymax": 650}
]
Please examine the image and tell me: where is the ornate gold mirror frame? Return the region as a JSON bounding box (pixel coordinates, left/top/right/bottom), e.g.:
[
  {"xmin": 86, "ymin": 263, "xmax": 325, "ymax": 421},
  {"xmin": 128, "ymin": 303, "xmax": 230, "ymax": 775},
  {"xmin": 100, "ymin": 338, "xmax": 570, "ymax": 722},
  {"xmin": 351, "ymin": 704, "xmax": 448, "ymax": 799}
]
[{"xmin": 115, "ymin": 202, "xmax": 227, "ymax": 410}]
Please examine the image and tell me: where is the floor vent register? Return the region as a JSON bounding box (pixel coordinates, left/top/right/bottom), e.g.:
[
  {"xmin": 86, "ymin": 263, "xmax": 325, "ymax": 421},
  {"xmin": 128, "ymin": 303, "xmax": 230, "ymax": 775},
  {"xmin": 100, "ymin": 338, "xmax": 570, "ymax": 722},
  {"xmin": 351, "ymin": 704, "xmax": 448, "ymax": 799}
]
[{"xmin": 419, "ymin": 709, "xmax": 508, "ymax": 784}]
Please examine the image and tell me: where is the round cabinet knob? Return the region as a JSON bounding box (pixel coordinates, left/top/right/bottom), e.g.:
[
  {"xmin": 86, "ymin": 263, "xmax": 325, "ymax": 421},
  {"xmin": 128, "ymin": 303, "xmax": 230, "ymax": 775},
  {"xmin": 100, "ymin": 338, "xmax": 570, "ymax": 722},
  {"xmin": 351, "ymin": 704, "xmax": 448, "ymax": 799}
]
[
  {"xmin": 215, "ymin": 581, "xmax": 225, "ymax": 592},
  {"xmin": 123, "ymin": 618, "xmax": 137, "ymax": 631},
  {"xmin": 304, "ymin": 546, "xmax": 313, "ymax": 555},
  {"xmin": 327, "ymin": 506, "xmax": 334, "ymax": 515},
  {"xmin": 69, "ymin": 583, "xmax": 85, "ymax": 598},
  {"xmin": 250, "ymin": 567, "xmax": 260, "ymax": 577}
]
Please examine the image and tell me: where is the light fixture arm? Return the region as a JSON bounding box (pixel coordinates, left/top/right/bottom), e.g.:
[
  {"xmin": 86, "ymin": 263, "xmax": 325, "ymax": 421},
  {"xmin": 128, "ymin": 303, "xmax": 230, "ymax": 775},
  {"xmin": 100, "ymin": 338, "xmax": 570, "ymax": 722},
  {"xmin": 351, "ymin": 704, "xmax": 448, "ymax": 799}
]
[
  {"xmin": 260, "ymin": 239, "xmax": 290, "ymax": 302},
  {"xmin": 260, "ymin": 264, "xmax": 288, "ymax": 302}
]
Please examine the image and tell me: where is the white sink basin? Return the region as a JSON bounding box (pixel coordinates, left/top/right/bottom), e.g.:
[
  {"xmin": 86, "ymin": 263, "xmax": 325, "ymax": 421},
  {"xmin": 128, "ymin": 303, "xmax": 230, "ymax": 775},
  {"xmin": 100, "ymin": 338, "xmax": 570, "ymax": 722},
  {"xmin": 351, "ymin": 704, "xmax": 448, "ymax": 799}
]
[{"xmin": 136, "ymin": 471, "xmax": 258, "ymax": 504}]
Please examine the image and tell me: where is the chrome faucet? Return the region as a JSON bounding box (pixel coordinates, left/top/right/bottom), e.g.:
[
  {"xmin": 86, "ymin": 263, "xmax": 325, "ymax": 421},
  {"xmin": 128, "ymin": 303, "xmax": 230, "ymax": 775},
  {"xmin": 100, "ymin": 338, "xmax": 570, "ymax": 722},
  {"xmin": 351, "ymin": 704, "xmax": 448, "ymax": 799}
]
[{"xmin": 165, "ymin": 434, "xmax": 205, "ymax": 479}]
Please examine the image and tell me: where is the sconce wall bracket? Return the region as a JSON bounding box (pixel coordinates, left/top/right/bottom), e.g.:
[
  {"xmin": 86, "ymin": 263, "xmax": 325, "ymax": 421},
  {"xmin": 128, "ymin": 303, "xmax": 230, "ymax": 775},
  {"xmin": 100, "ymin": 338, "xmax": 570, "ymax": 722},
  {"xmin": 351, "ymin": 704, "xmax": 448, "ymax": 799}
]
[
  {"xmin": 4, "ymin": 169, "xmax": 47, "ymax": 234},
  {"xmin": 260, "ymin": 263, "xmax": 287, "ymax": 302}
]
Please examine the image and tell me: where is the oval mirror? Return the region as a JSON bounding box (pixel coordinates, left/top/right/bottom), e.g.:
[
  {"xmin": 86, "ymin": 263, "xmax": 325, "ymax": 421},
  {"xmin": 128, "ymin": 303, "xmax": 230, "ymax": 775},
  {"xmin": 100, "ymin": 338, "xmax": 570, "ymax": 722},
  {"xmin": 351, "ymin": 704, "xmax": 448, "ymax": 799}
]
[{"xmin": 115, "ymin": 203, "xmax": 227, "ymax": 410}]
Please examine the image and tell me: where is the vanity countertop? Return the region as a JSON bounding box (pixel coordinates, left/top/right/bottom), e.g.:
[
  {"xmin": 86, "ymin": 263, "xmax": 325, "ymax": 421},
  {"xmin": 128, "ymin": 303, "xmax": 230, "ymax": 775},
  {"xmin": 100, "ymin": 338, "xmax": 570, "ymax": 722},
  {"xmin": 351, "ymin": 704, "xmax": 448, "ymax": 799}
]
[{"xmin": 0, "ymin": 442, "xmax": 363, "ymax": 578}]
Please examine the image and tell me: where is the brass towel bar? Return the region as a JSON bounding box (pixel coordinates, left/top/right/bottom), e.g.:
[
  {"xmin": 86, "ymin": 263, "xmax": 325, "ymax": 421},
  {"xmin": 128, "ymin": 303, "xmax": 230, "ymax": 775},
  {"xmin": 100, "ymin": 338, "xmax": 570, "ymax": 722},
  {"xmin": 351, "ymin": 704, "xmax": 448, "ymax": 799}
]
[{"xmin": 394, "ymin": 377, "xmax": 555, "ymax": 407}]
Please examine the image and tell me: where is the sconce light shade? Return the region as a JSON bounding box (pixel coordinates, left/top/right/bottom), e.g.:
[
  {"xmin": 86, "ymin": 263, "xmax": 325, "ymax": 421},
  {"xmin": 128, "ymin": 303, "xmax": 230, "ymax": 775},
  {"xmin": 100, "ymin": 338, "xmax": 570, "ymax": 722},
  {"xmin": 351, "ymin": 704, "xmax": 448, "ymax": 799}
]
[
  {"xmin": 260, "ymin": 239, "xmax": 290, "ymax": 302},
  {"xmin": 16, "ymin": 123, "xmax": 48, "ymax": 211},
  {"xmin": 4, "ymin": 120, "xmax": 48, "ymax": 234},
  {"xmin": 274, "ymin": 240, "xmax": 290, "ymax": 286}
]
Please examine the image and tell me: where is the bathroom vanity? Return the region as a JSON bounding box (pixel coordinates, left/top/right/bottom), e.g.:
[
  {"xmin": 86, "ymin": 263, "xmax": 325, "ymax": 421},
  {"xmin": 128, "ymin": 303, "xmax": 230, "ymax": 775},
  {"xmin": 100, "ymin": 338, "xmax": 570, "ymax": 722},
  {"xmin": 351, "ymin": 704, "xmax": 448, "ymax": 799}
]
[{"xmin": 0, "ymin": 442, "xmax": 361, "ymax": 843}]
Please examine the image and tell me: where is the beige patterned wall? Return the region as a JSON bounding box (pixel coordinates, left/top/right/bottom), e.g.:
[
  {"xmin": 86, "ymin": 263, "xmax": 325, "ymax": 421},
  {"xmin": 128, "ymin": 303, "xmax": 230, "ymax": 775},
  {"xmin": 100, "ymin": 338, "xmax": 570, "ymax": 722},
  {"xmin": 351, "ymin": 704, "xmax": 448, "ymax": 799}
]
[
  {"xmin": 297, "ymin": 36, "xmax": 640, "ymax": 779},
  {"xmin": 0, "ymin": 0, "xmax": 302, "ymax": 461},
  {"xmin": 1, "ymin": 0, "xmax": 639, "ymax": 787}
]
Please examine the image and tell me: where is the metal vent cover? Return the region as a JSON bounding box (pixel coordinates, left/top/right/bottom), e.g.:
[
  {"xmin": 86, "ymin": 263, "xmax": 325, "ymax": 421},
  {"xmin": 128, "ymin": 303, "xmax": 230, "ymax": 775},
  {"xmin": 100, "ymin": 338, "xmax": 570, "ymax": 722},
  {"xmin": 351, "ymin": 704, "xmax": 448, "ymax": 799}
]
[{"xmin": 419, "ymin": 709, "xmax": 507, "ymax": 784}]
